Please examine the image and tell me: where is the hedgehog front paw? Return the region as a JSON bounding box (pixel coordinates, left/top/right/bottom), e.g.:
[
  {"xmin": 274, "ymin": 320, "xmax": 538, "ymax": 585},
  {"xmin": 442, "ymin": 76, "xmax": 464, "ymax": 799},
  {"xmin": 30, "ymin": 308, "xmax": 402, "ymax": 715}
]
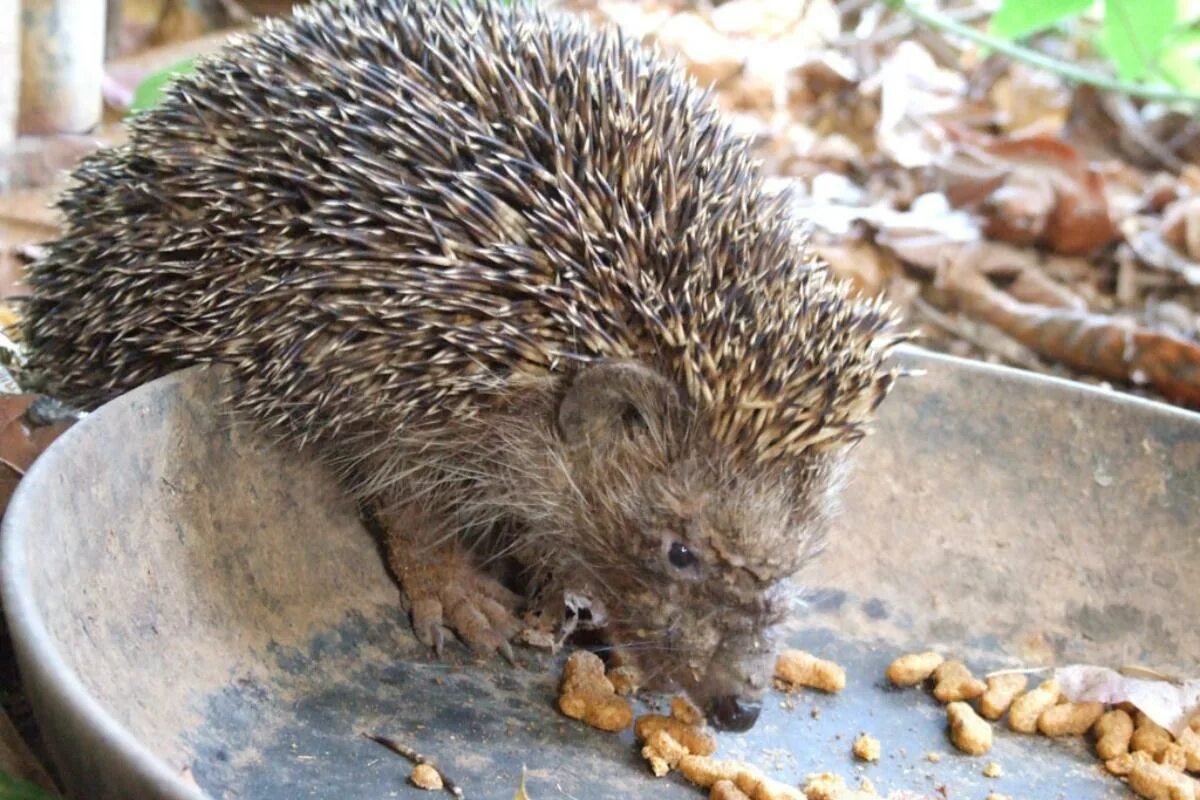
[{"xmin": 391, "ymin": 545, "xmax": 522, "ymax": 662}]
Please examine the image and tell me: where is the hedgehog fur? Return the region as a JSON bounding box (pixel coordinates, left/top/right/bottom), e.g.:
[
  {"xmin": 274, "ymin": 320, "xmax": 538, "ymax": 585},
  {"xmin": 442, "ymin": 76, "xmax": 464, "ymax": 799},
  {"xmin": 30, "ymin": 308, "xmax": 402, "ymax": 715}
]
[{"xmin": 24, "ymin": 0, "xmax": 904, "ymax": 730}]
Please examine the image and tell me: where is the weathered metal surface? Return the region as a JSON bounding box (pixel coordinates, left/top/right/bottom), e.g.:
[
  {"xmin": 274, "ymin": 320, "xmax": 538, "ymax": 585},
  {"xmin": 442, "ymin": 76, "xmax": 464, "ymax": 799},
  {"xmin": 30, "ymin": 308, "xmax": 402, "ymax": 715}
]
[{"xmin": 2, "ymin": 348, "xmax": 1197, "ymax": 799}]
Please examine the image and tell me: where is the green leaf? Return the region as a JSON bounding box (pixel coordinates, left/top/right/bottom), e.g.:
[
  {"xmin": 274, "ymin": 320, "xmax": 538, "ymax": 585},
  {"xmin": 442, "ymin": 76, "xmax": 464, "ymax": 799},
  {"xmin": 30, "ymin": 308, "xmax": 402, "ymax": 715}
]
[
  {"xmin": 128, "ymin": 57, "xmax": 198, "ymax": 115},
  {"xmin": 1158, "ymin": 40, "xmax": 1200, "ymax": 90},
  {"xmin": 990, "ymin": 0, "xmax": 1094, "ymax": 40},
  {"xmin": 1099, "ymin": 0, "xmax": 1179, "ymax": 80},
  {"xmin": 0, "ymin": 769, "xmax": 58, "ymax": 800}
]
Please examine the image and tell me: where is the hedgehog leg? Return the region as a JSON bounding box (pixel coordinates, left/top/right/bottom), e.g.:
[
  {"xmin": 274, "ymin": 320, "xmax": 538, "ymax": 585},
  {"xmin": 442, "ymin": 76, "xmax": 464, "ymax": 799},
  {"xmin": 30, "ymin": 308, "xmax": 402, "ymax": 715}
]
[{"xmin": 383, "ymin": 508, "xmax": 521, "ymax": 662}]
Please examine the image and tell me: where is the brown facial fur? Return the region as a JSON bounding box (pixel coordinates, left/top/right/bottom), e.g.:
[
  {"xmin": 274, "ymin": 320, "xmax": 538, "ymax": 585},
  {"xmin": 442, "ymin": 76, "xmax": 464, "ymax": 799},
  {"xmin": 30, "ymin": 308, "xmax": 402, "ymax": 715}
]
[{"xmin": 370, "ymin": 359, "xmax": 847, "ymax": 722}]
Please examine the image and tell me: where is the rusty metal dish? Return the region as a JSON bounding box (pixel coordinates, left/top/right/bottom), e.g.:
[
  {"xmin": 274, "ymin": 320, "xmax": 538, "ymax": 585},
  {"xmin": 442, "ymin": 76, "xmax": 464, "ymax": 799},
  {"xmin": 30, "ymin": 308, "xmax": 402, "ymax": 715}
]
[{"xmin": 2, "ymin": 348, "xmax": 1198, "ymax": 799}]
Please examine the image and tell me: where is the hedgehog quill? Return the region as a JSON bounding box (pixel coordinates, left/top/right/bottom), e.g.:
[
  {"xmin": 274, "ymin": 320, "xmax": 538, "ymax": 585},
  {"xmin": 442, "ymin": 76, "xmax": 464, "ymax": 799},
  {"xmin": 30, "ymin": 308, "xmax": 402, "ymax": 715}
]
[{"xmin": 24, "ymin": 0, "xmax": 906, "ymax": 731}]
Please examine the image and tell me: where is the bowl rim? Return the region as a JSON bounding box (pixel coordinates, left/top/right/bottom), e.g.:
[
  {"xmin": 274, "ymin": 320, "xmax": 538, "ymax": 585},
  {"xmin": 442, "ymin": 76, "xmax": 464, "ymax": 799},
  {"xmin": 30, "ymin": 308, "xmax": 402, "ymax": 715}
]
[
  {"xmin": 1, "ymin": 368, "xmax": 207, "ymax": 800},
  {"xmin": 1, "ymin": 352, "xmax": 1197, "ymax": 799}
]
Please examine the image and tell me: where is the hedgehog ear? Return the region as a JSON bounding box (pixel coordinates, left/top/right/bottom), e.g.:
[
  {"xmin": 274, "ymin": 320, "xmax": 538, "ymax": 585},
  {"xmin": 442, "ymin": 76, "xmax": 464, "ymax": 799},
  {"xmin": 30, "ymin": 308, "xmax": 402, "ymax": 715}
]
[{"xmin": 557, "ymin": 360, "xmax": 680, "ymax": 445}]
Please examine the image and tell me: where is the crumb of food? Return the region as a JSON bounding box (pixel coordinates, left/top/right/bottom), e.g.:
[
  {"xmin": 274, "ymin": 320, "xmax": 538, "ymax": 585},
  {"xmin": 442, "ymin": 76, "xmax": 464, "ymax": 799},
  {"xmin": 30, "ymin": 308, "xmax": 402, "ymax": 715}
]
[
  {"xmin": 1132, "ymin": 712, "xmax": 1175, "ymax": 759},
  {"xmin": 609, "ymin": 665, "xmax": 642, "ymax": 696},
  {"xmin": 410, "ymin": 763, "xmax": 444, "ymax": 791},
  {"xmin": 985, "ymin": 794, "xmax": 1012, "ymax": 800},
  {"xmin": 775, "ymin": 650, "xmax": 846, "ymax": 693},
  {"xmin": 885, "ymin": 652, "xmax": 944, "ymax": 687},
  {"xmin": 811, "ymin": 706, "xmax": 821, "ymax": 719},
  {"xmin": 636, "ymin": 714, "xmax": 718, "ymax": 757},
  {"xmin": 734, "ymin": 767, "xmax": 804, "ymax": 800},
  {"xmin": 518, "ymin": 627, "xmax": 557, "ymax": 650},
  {"xmin": 979, "ymin": 673, "xmax": 1028, "ymax": 720},
  {"xmin": 1159, "ymin": 743, "xmax": 1188, "ymax": 773},
  {"xmin": 858, "ymin": 777, "xmax": 877, "ymax": 795},
  {"xmin": 641, "ymin": 729, "xmax": 690, "ymax": 776},
  {"xmin": 947, "ymin": 701, "xmax": 993, "ymax": 755},
  {"xmin": 1178, "ymin": 726, "xmax": 1200, "ymax": 771},
  {"xmin": 1007, "ymin": 679, "xmax": 1061, "ymax": 733},
  {"xmin": 711, "ymin": 779, "xmax": 753, "ymax": 800},
  {"xmin": 679, "ymin": 755, "xmax": 747, "ymax": 788},
  {"xmin": 1095, "ymin": 708, "xmax": 1135, "ymax": 760},
  {"xmin": 1038, "ymin": 700, "xmax": 1105, "ymax": 737},
  {"xmin": 1128, "ymin": 752, "xmax": 1200, "ymax": 800},
  {"xmin": 931, "ymin": 660, "xmax": 986, "ymax": 703},
  {"xmin": 802, "ymin": 772, "xmax": 879, "ymax": 799},
  {"xmin": 925, "ymin": 751, "xmax": 942, "ymax": 763},
  {"xmin": 676, "ymin": 755, "xmax": 802, "ymax": 800},
  {"xmin": 852, "ymin": 734, "xmax": 881, "ymax": 762},
  {"xmin": 803, "ymin": 773, "xmax": 848, "ymax": 800},
  {"xmin": 982, "ymin": 761, "xmax": 1003, "ymax": 778},
  {"xmin": 1106, "ymin": 751, "xmax": 1137, "ymax": 776},
  {"xmin": 557, "ymin": 650, "xmax": 634, "ymax": 732},
  {"xmin": 672, "ymin": 696, "xmax": 705, "ymax": 726}
]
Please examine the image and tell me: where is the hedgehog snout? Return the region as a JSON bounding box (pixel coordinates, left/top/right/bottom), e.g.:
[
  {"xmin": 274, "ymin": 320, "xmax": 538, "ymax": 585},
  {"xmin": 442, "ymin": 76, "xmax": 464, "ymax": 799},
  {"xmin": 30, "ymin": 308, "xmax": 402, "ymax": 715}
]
[{"xmin": 693, "ymin": 627, "xmax": 774, "ymax": 733}]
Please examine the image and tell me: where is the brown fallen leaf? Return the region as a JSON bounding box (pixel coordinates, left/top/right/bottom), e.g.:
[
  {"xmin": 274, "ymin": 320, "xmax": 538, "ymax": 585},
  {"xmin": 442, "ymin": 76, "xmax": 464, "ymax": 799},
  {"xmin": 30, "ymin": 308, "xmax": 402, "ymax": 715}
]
[
  {"xmin": 1004, "ymin": 268, "xmax": 1087, "ymax": 311},
  {"xmin": 0, "ymin": 394, "xmax": 76, "ymax": 513},
  {"xmin": 944, "ymin": 268, "xmax": 1200, "ymax": 407},
  {"xmin": 1161, "ymin": 196, "xmax": 1200, "ymax": 261},
  {"xmin": 936, "ymin": 132, "xmax": 1120, "ymax": 256}
]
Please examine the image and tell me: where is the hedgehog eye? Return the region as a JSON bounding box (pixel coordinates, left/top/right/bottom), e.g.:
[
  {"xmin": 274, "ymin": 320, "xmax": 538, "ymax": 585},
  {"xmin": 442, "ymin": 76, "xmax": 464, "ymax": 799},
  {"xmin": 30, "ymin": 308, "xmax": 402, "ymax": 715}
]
[
  {"xmin": 667, "ymin": 541, "xmax": 699, "ymax": 570},
  {"xmin": 620, "ymin": 402, "xmax": 647, "ymax": 433}
]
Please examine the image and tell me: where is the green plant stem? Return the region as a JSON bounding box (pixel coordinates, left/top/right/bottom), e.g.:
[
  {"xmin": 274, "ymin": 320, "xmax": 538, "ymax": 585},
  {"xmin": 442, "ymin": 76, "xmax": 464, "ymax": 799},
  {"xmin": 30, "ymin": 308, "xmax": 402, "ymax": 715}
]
[{"xmin": 883, "ymin": 0, "xmax": 1200, "ymax": 105}]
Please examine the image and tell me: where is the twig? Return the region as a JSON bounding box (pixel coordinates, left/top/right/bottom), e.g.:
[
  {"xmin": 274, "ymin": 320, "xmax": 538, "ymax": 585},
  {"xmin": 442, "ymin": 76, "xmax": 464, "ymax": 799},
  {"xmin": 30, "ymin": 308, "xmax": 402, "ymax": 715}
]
[
  {"xmin": 912, "ymin": 294, "xmax": 1046, "ymax": 372},
  {"xmin": 362, "ymin": 733, "xmax": 465, "ymax": 798},
  {"xmin": 883, "ymin": 0, "xmax": 1200, "ymax": 106}
]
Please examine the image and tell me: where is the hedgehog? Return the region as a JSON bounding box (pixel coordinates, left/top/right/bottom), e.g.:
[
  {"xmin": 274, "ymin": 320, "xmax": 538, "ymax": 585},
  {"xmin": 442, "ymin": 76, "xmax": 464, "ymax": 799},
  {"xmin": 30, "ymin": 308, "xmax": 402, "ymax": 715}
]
[{"xmin": 23, "ymin": 0, "xmax": 904, "ymax": 731}]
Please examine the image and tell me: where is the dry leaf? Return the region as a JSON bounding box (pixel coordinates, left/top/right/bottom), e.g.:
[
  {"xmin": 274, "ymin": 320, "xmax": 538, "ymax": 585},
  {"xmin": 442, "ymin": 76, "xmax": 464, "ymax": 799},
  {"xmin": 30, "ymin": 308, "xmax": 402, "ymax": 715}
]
[
  {"xmin": 988, "ymin": 62, "xmax": 1070, "ymax": 137},
  {"xmin": 1161, "ymin": 196, "xmax": 1200, "ymax": 261},
  {"xmin": 1055, "ymin": 665, "xmax": 1200, "ymax": 738},
  {"xmin": 936, "ymin": 133, "xmax": 1120, "ymax": 256},
  {"xmin": 874, "ymin": 41, "xmax": 965, "ymax": 169}
]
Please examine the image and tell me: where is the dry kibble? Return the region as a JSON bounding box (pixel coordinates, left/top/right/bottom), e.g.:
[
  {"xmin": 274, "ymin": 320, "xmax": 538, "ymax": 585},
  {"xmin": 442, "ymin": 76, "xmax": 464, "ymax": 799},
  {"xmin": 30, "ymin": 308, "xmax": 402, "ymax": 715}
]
[
  {"xmin": 1178, "ymin": 726, "xmax": 1200, "ymax": 771},
  {"xmin": 410, "ymin": 763, "xmax": 443, "ymax": 791},
  {"xmin": 609, "ymin": 665, "xmax": 642, "ymax": 696},
  {"xmin": 886, "ymin": 652, "xmax": 944, "ymax": 687},
  {"xmin": 1008, "ymin": 679, "xmax": 1061, "ymax": 733},
  {"xmin": 1129, "ymin": 755, "xmax": 1200, "ymax": 800},
  {"xmin": 801, "ymin": 772, "xmax": 879, "ymax": 800},
  {"xmin": 852, "ymin": 733, "xmax": 880, "ymax": 762},
  {"xmin": 1038, "ymin": 700, "xmax": 1105, "ymax": 737},
  {"xmin": 641, "ymin": 729, "xmax": 690, "ymax": 776},
  {"xmin": 932, "ymin": 660, "xmax": 986, "ymax": 703},
  {"xmin": 672, "ymin": 695, "xmax": 705, "ymax": 725},
  {"xmin": 558, "ymin": 650, "xmax": 633, "ymax": 731},
  {"xmin": 985, "ymin": 795, "xmax": 1012, "ymax": 800},
  {"xmin": 636, "ymin": 714, "xmax": 717, "ymax": 756},
  {"xmin": 775, "ymin": 650, "xmax": 846, "ymax": 693},
  {"xmin": 982, "ymin": 761, "xmax": 1003, "ymax": 778},
  {"xmin": 674, "ymin": 755, "xmax": 801, "ymax": 800},
  {"xmin": 979, "ymin": 673, "xmax": 1028, "ymax": 719},
  {"xmin": 1107, "ymin": 751, "xmax": 1139, "ymax": 776},
  {"xmin": 712, "ymin": 780, "xmax": 753, "ymax": 800},
  {"xmin": 947, "ymin": 701, "xmax": 993, "ymax": 755},
  {"xmin": 1160, "ymin": 743, "xmax": 1189, "ymax": 772},
  {"xmin": 1133, "ymin": 712, "xmax": 1176, "ymax": 759},
  {"xmin": 802, "ymin": 773, "xmax": 848, "ymax": 800},
  {"xmin": 1095, "ymin": 708, "xmax": 1135, "ymax": 760},
  {"xmin": 679, "ymin": 755, "xmax": 746, "ymax": 788},
  {"xmin": 925, "ymin": 752, "xmax": 942, "ymax": 763},
  {"xmin": 561, "ymin": 650, "xmax": 611, "ymax": 692},
  {"xmin": 734, "ymin": 768, "xmax": 804, "ymax": 800}
]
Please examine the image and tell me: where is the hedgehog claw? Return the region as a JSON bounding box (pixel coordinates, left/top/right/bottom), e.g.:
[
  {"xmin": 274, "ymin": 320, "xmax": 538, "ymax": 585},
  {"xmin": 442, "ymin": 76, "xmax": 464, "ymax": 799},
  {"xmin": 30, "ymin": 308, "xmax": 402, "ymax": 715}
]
[{"xmin": 390, "ymin": 542, "xmax": 521, "ymax": 664}]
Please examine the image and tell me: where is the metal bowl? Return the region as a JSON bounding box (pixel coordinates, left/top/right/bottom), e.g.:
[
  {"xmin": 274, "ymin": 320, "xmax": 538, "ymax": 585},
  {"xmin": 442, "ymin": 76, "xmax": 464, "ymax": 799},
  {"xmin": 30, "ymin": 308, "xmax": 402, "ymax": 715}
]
[{"xmin": 3, "ymin": 349, "xmax": 1198, "ymax": 799}]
